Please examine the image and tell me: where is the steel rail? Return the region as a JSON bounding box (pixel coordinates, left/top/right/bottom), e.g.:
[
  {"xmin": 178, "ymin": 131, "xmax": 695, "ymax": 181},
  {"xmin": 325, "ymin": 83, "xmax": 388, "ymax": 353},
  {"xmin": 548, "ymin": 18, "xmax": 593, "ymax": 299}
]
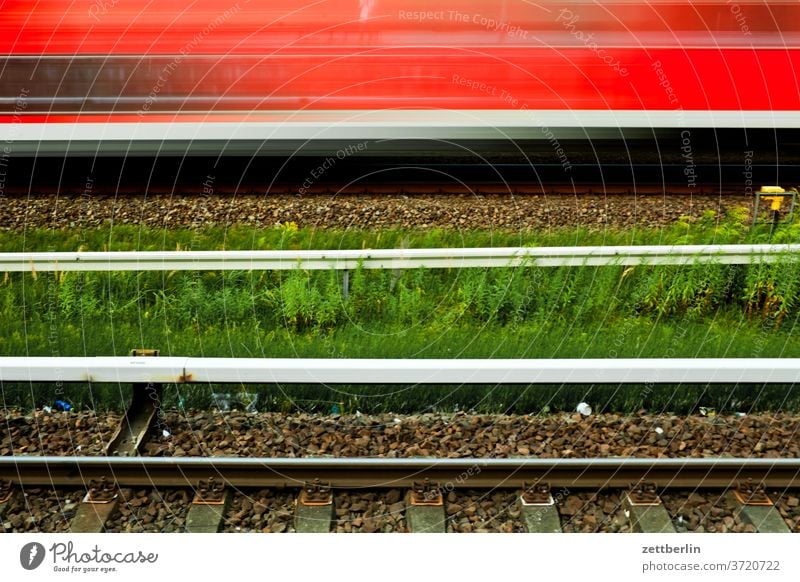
[
  {"xmin": 1, "ymin": 457, "xmax": 799, "ymax": 489},
  {"xmin": 2, "ymin": 357, "xmax": 800, "ymax": 384},
  {"xmin": 1, "ymin": 244, "xmax": 799, "ymax": 272}
]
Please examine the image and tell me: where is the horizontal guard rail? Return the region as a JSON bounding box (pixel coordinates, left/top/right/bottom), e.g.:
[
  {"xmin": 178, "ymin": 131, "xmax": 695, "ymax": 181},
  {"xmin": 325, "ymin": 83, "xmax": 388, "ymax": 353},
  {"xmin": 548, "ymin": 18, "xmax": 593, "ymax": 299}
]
[
  {"xmin": 0, "ymin": 244, "xmax": 799, "ymax": 272},
  {"xmin": 1, "ymin": 357, "xmax": 799, "ymax": 384}
]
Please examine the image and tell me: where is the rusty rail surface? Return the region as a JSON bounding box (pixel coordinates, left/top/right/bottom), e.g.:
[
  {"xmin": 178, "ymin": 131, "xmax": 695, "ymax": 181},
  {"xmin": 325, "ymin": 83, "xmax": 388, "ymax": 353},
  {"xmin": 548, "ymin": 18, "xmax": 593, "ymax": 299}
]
[{"xmin": 1, "ymin": 457, "xmax": 799, "ymax": 489}]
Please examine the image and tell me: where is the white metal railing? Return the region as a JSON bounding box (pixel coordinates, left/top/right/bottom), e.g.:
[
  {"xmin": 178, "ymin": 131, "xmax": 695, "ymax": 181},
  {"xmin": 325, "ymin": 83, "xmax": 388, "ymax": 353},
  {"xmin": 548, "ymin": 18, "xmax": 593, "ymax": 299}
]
[
  {"xmin": 0, "ymin": 244, "xmax": 798, "ymax": 272},
  {"xmin": 0, "ymin": 357, "xmax": 798, "ymax": 384}
]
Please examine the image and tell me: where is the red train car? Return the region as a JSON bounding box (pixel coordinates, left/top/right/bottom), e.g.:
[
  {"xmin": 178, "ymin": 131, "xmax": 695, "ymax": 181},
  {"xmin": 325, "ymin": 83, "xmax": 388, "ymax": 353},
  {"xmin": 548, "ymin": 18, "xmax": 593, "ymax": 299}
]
[{"xmin": 1, "ymin": 0, "xmax": 798, "ymax": 155}]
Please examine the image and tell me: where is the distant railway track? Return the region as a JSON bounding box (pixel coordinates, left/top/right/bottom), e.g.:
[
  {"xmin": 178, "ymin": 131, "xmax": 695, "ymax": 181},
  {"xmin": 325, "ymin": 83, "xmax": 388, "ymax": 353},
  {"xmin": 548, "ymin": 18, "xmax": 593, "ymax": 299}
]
[
  {"xmin": 1, "ymin": 182, "xmax": 790, "ymax": 197},
  {"xmin": 250, "ymin": 182, "xmax": 781, "ymax": 197},
  {"xmin": 123, "ymin": 182, "xmax": 791, "ymax": 197},
  {"xmin": 2, "ymin": 184, "xmax": 775, "ymax": 232}
]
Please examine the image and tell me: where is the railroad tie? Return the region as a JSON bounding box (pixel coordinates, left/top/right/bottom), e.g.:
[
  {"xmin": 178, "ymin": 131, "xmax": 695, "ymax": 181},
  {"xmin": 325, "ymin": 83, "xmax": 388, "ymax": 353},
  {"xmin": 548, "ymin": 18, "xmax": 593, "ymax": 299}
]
[
  {"xmin": 519, "ymin": 482, "xmax": 562, "ymax": 533},
  {"xmin": 294, "ymin": 480, "xmax": 333, "ymax": 533},
  {"xmin": 623, "ymin": 482, "xmax": 676, "ymax": 534},
  {"xmin": 405, "ymin": 479, "xmax": 446, "ymax": 533},
  {"xmin": 186, "ymin": 478, "xmax": 232, "ymax": 533},
  {"xmin": 725, "ymin": 481, "xmax": 791, "ymax": 534}
]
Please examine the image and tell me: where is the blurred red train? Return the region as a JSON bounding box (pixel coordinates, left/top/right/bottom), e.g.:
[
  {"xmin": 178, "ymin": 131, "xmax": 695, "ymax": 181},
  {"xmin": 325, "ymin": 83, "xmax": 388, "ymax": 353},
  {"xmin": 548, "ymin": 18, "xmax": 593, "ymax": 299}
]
[{"xmin": 1, "ymin": 0, "xmax": 798, "ymax": 155}]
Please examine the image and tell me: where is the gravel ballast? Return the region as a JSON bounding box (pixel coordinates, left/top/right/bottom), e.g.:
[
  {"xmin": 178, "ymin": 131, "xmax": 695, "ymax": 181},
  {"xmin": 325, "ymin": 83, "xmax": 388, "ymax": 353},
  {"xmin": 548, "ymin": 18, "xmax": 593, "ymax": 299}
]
[
  {"xmin": 446, "ymin": 490, "xmax": 525, "ymax": 533},
  {"xmin": 559, "ymin": 491, "xmax": 630, "ymax": 533},
  {"xmin": 1, "ymin": 488, "xmax": 83, "ymax": 533},
  {"xmin": 222, "ymin": 489, "xmax": 296, "ymax": 533},
  {"xmin": 3, "ymin": 409, "xmax": 799, "ymax": 459},
  {"xmin": 333, "ymin": 490, "xmax": 407, "ymax": 533},
  {"xmin": 3, "ymin": 409, "xmax": 799, "ymax": 533},
  {"xmin": 0, "ymin": 192, "xmax": 755, "ymax": 232},
  {"xmin": 104, "ymin": 488, "xmax": 192, "ymax": 533}
]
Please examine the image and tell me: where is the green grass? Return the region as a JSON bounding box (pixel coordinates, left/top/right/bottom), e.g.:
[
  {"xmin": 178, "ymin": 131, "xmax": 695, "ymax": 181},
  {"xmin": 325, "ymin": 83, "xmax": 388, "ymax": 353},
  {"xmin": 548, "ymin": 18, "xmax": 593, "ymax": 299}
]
[
  {"xmin": 1, "ymin": 205, "xmax": 798, "ymax": 253},
  {"xmin": 2, "ymin": 257, "xmax": 799, "ymax": 332},
  {"xmin": 2, "ymin": 317, "xmax": 799, "ymax": 414},
  {"xmin": 2, "ymin": 209, "xmax": 799, "ymax": 414}
]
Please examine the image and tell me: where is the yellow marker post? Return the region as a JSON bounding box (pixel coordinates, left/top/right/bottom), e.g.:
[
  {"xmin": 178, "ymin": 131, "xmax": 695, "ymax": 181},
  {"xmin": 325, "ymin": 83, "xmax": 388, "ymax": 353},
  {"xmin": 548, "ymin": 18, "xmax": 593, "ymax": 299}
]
[{"xmin": 753, "ymin": 186, "xmax": 797, "ymax": 226}]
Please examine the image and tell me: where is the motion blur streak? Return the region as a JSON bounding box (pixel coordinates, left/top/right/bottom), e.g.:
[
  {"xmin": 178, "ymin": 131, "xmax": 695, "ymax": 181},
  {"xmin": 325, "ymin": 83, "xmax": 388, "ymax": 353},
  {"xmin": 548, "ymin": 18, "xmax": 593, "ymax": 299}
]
[{"xmin": 1, "ymin": 1, "xmax": 799, "ymax": 114}]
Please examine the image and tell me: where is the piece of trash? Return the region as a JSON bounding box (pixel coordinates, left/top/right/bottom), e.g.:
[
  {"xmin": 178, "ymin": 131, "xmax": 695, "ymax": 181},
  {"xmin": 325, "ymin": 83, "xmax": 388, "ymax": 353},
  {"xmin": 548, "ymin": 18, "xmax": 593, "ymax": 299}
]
[
  {"xmin": 211, "ymin": 393, "xmax": 232, "ymax": 412},
  {"xmin": 654, "ymin": 427, "xmax": 664, "ymax": 435},
  {"xmin": 54, "ymin": 400, "xmax": 72, "ymax": 412},
  {"xmin": 393, "ymin": 417, "xmax": 402, "ymax": 425},
  {"xmin": 734, "ymin": 412, "xmax": 746, "ymax": 418},
  {"xmin": 699, "ymin": 407, "xmax": 716, "ymax": 417},
  {"xmin": 75, "ymin": 445, "xmax": 82, "ymax": 452},
  {"xmin": 42, "ymin": 405, "xmax": 52, "ymax": 413},
  {"xmin": 330, "ymin": 404, "xmax": 340, "ymax": 414},
  {"xmin": 576, "ymin": 402, "xmax": 592, "ymax": 416},
  {"xmin": 239, "ymin": 392, "xmax": 258, "ymax": 413},
  {"xmin": 541, "ymin": 405, "xmax": 551, "ymax": 414},
  {"xmin": 355, "ymin": 410, "xmax": 362, "ymax": 417},
  {"xmin": 162, "ymin": 429, "xmax": 171, "ymax": 438}
]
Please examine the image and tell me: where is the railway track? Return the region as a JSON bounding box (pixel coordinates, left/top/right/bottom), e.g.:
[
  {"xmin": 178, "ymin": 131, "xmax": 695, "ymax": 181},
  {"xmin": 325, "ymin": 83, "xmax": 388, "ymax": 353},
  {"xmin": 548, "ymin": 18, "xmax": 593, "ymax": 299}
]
[
  {"xmin": 2, "ymin": 356, "xmax": 799, "ymax": 533},
  {"xmin": 3, "ymin": 387, "xmax": 799, "ymax": 534},
  {"xmin": 0, "ymin": 189, "xmax": 780, "ymax": 233},
  {"xmin": 1, "ymin": 457, "xmax": 798, "ymax": 534},
  {"xmin": 2, "ymin": 456, "xmax": 800, "ymax": 489},
  {"xmin": 0, "ymin": 180, "xmax": 780, "ymax": 196}
]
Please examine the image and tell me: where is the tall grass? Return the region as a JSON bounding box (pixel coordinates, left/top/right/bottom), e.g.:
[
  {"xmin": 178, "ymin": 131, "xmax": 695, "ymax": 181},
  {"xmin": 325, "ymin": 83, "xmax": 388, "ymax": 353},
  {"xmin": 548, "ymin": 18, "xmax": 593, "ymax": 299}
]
[
  {"xmin": 2, "ymin": 319, "xmax": 799, "ymax": 414},
  {"xmin": 2, "ymin": 258, "xmax": 798, "ymax": 333},
  {"xmin": 1, "ymin": 271, "xmax": 799, "ymax": 414},
  {"xmin": 2, "ymin": 209, "xmax": 799, "ymax": 413},
  {"xmin": 1, "ymin": 205, "xmax": 798, "ymax": 254}
]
